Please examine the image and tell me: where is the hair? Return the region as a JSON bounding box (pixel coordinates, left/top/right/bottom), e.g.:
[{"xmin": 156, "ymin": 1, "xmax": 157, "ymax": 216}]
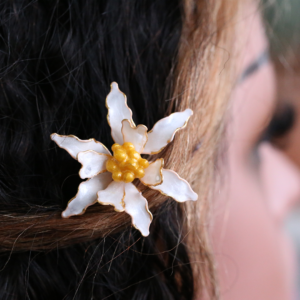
[{"xmin": 0, "ymin": 0, "xmax": 238, "ymax": 299}]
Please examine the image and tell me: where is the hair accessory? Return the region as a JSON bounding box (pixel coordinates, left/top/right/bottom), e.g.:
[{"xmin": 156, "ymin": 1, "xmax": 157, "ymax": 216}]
[{"xmin": 51, "ymin": 82, "xmax": 198, "ymax": 236}]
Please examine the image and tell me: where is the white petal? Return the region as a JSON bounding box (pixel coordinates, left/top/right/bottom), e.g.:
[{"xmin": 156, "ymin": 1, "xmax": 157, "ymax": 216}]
[
  {"xmin": 62, "ymin": 172, "xmax": 112, "ymax": 218},
  {"xmin": 97, "ymin": 181, "xmax": 125, "ymax": 212},
  {"xmin": 51, "ymin": 133, "xmax": 111, "ymax": 159},
  {"xmin": 121, "ymin": 120, "xmax": 148, "ymax": 153},
  {"xmin": 106, "ymin": 82, "xmax": 134, "ymax": 144},
  {"xmin": 142, "ymin": 109, "xmax": 193, "ymax": 155},
  {"xmin": 150, "ymin": 169, "xmax": 198, "ymax": 202},
  {"xmin": 140, "ymin": 159, "xmax": 164, "ymax": 186},
  {"xmin": 124, "ymin": 183, "xmax": 153, "ymax": 236},
  {"xmin": 77, "ymin": 150, "xmax": 111, "ymax": 179}
]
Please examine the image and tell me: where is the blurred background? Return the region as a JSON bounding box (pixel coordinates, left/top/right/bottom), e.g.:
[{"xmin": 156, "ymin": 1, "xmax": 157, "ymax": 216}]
[{"xmin": 264, "ymin": 0, "xmax": 300, "ymax": 298}]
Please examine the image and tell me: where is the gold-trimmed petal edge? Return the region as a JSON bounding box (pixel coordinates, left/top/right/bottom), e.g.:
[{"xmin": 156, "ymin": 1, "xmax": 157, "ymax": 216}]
[
  {"xmin": 105, "ymin": 82, "xmax": 136, "ymax": 143},
  {"xmin": 77, "ymin": 150, "xmax": 112, "ymax": 179},
  {"xmin": 127, "ymin": 187, "xmax": 153, "ymax": 236},
  {"xmin": 97, "ymin": 181, "xmax": 126, "ymax": 212},
  {"xmin": 50, "ymin": 133, "xmax": 111, "ymax": 159},
  {"xmin": 131, "ymin": 209, "xmax": 153, "ymax": 237},
  {"xmin": 140, "ymin": 158, "xmax": 164, "ymax": 187},
  {"xmin": 142, "ymin": 109, "xmax": 193, "ymax": 155},
  {"xmin": 149, "ymin": 169, "xmax": 198, "ymax": 202},
  {"xmin": 121, "ymin": 119, "xmax": 148, "ymax": 153},
  {"xmin": 61, "ymin": 182, "xmax": 97, "ymax": 219},
  {"xmin": 61, "ymin": 172, "xmax": 113, "ymax": 218}
]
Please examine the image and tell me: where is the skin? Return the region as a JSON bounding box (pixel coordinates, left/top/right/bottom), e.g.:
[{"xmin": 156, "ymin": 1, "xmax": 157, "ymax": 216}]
[{"xmin": 210, "ymin": 2, "xmax": 300, "ymax": 299}]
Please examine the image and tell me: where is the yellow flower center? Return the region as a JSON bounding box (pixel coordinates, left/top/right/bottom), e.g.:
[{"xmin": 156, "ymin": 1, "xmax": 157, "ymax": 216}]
[{"xmin": 106, "ymin": 142, "xmax": 149, "ymax": 183}]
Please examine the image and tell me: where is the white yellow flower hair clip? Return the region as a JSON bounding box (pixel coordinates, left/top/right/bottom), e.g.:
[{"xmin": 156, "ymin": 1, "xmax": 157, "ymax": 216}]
[{"xmin": 51, "ymin": 82, "xmax": 198, "ymax": 236}]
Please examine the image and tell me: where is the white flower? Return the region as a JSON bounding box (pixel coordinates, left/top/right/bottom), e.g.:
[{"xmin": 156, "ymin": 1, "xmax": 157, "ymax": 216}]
[{"xmin": 51, "ymin": 82, "xmax": 198, "ymax": 236}]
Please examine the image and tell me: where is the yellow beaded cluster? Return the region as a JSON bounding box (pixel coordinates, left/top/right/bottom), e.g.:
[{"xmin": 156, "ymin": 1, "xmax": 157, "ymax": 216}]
[{"xmin": 106, "ymin": 142, "xmax": 149, "ymax": 183}]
